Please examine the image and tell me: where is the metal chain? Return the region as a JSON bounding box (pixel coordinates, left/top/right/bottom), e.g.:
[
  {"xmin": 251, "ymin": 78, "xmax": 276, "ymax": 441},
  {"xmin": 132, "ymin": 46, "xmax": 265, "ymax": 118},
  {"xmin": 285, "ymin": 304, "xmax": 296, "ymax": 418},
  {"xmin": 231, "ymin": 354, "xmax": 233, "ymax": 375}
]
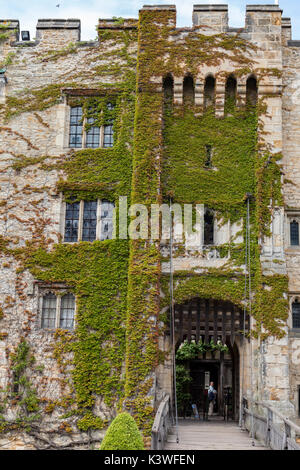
[{"xmin": 170, "ymin": 200, "xmax": 179, "ymax": 443}]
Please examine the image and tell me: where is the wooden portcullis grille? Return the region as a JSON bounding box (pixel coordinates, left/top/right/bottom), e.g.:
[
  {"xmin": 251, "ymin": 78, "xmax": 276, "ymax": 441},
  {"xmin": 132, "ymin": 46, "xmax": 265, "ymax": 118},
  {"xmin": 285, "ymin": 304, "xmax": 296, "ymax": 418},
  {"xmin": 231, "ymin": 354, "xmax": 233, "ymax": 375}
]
[{"xmin": 174, "ymin": 298, "xmax": 250, "ymax": 346}]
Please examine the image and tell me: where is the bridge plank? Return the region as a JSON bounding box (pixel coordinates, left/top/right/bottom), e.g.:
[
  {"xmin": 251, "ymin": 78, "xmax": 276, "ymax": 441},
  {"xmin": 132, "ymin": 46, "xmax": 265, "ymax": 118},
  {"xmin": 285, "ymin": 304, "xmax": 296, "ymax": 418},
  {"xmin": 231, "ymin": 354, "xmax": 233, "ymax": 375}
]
[{"xmin": 164, "ymin": 419, "xmax": 267, "ymax": 450}]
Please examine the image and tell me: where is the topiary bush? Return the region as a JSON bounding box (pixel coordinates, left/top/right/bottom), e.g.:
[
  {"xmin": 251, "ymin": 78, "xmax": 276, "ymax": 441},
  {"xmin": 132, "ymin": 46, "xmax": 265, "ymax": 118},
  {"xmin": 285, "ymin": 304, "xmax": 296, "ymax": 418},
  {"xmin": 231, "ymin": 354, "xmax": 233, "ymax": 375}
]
[{"xmin": 99, "ymin": 412, "xmax": 145, "ymax": 450}]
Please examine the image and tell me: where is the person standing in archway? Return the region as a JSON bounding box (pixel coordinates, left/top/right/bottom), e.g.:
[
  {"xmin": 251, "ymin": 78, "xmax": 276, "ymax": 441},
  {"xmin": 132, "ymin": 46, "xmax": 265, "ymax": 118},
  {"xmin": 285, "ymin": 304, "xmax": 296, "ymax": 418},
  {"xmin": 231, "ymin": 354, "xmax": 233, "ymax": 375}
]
[{"xmin": 208, "ymin": 382, "xmax": 217, "ymax": 417}]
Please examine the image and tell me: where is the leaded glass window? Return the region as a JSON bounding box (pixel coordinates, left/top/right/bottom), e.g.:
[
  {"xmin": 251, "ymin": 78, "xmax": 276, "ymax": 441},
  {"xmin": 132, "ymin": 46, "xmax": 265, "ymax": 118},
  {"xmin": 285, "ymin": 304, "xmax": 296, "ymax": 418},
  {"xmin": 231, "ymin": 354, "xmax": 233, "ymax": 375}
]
[
  {"xmin": 293, "ymin": 300, "xmax": 300, "ymax": 329},
  {"xmin": 64, "ymin": 201, "xmax": 80, "ymax": 242},
  {"xmin": 103, "ymin": 124, "xmax": 114, "ymax": 148},
  {"xmin": 85, "ymin": 117, "xmax": 100, "ymax": 148},
  {"xmin": 82, "ymin": 201, "xmax": 97, "ymax": 242},
  {"xmin": 69, "ymin": 106, "xmax": 83, "ymax": 148},
  {"xmin": 41, "ymin": 293, "xmax": 57, "ymax": 329},
  {"xmin": 290, "ymin": 220, "xmax": 299, "ymax": 246},
  {"xmin": 63, "ymin": 199, "xmax": 115, "ymax": 242},
  {"xmin": 60, "ymin": 294, "xmax": 75, "ymax": 330},
  {"xmin": 103, "ymin": 102, "xmax": 114, "ymax": 148},
  {"xmin": 100, "ymin": 200, "xmax": 115, "ymax": 240}
]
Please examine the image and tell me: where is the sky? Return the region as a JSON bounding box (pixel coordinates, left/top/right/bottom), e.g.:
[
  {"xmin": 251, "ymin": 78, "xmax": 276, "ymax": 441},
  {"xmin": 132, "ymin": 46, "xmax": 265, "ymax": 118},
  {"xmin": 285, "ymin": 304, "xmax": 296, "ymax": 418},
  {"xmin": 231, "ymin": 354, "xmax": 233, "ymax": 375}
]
[{"xmin": 1, "ymin": 0, "xmax": 299, "ymax": 41}]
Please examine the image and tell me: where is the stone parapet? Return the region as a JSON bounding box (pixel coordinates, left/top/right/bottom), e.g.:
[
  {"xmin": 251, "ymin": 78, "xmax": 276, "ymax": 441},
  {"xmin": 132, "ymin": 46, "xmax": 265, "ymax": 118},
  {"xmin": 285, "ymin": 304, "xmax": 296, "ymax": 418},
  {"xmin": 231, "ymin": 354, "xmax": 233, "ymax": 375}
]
[
  {"xmin": 282, "ymin": 17, "xmax": 292, "ymax": 45},
  {"xmin": 192, "ymin": 4, "xmax": 228, "ymax": 32},
  {"xmin": 36, "ymin": 19, "xmax": 81, "ymax": 44},
  {"xmin": 0, "ymin": 20, "xmax": 20, "ymax": 42}
]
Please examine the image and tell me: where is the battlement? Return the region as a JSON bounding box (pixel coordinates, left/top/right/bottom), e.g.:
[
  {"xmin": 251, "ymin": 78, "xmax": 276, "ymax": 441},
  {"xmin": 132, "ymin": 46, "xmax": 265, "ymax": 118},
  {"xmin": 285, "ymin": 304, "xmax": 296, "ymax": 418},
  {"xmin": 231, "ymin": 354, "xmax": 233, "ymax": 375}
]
[
  {"xmin": 0, "ymin": 4, "xmax": 299, "ymax": 47},
  {"xmin": 192, "ymin": 4, "xmax": 229, "ymax": 32},
  {"xmin": 0, "ymin": 20, "xmax": 20, "ymax": 41},
  {"xmin": 36, "ymin": 19, "xmax": 81, "ymax": 43},
  {"xmin": 98, "ymin": 18, "xmax": 138, "ymax": 30}
]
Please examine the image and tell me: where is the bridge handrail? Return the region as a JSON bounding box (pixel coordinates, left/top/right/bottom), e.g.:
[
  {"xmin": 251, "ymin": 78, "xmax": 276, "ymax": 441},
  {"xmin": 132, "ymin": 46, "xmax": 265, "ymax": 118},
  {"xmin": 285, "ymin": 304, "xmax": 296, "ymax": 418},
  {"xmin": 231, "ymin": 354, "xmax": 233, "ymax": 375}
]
[
  {"xmin": 243, "ymin": 397, "xmax": 300, "ymax": 450},
  {"xmin": 151, "ymin": 394, "xmax": 171, "ymax": 450}
]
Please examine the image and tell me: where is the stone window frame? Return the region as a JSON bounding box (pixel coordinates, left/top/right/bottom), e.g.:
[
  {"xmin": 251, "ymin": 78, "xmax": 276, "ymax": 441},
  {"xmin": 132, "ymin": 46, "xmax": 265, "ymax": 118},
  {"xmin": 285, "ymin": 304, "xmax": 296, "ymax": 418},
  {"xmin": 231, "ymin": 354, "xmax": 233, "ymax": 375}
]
[
  {"xmin": 59, "ymin": 90, "xmax": 118, "ymax": 150},
  {"xmin": 37, "ymin": 284, "xmax": 77, "ymax": 332},
  {"xmin": 288, "ymin": 294, "xmax": 300, "ymax": 333},
  {"xmin": 60, "ymin": 197, "xmax": 115, "ymax": 243},
  {"xmin": 285, "ymin": 211, "xmax": 300, "ymax": 250},
  {"xmin": 66, "ymin": 103, "xmax": 115, "ymax": 150}
]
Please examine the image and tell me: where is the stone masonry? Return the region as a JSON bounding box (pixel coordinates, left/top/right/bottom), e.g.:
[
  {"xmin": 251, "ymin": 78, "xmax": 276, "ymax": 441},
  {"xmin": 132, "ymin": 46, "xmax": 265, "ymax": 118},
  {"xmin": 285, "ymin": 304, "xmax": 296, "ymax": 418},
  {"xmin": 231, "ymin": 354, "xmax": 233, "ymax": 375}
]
[{"xmin": 0, "ymin": 4, "xmax": 299, "ymax": 449}]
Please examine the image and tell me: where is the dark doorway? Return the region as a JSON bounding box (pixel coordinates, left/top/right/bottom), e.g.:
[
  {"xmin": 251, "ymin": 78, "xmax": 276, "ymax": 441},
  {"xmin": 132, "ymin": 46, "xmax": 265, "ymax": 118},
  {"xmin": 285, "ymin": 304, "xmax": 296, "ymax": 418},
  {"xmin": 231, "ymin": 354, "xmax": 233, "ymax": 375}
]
[
  {"xmin": 190, "ymin": 361, "xmax": 219, "ymax": 414},
  {"xmin": 173, "ymin": 298, "xmax": 247, "ymax": 421}
]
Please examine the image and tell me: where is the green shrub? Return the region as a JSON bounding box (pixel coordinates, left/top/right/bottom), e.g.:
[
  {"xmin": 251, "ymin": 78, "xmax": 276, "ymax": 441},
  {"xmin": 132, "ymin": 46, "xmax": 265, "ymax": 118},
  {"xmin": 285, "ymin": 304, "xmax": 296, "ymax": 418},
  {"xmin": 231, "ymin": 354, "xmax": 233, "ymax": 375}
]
[{"xmin": 100, "ymin": 412, "xmax": 145, "ymax": 450}]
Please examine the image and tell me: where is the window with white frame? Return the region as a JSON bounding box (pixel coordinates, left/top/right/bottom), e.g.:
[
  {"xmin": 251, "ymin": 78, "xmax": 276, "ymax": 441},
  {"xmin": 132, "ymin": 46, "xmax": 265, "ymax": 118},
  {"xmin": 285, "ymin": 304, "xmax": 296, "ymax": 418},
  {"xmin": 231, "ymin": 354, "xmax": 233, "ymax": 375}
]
[
  {"xmin": 64, "ymin": 199, "xmax": 115, "ymax": 243},
  {"xmin": 41, "ymin": 292, "xmax": 75, "ymax": 330},
  {"xmin": 69, "ymin": 102, "xmax": 115, "ymax": 149}
]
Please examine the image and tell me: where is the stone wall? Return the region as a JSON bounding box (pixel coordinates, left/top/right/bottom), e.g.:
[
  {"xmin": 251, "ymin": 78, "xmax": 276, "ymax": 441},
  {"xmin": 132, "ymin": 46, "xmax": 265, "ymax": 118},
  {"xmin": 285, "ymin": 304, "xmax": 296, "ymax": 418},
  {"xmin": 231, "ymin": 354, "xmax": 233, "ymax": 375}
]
[
  {"xmin": 283, "ymin": 41, "xmax": 300, "ymax": 415},
  {"xmin": 0, "ymin": 17, "xmax": 137, "ymax": 449},
  {"xmin": 0, "ymin": 3, "xmax": 299, "ymax": 448}
]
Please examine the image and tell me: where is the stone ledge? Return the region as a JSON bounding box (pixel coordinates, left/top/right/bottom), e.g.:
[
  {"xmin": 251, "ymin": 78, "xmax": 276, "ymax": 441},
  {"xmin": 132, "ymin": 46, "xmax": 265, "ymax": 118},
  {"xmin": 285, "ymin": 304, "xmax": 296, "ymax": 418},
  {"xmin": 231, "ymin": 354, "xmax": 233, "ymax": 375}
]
[
  {"xmin": 193, "ymin": 5, "xmax": 228, "ymax": 12},
  {"xmin": 11, "ymin": 39, "xmax": 100, "ymax": 48},
  {"xmin": 282, "ymin": 18, "xmax": 292, "ymax": 27},
  {"xmin": 289, "ymin": 330, "xmax": 300, "ymax": 339},
  {"xmin": 98, "ymin": 19, "xmax": 138, "ymax": 30},
  {"xmin": 0, "ymin": 20, "xmax": 19, "ymax": 29},
  {"xmin": 141, "ymin": 5, "xmax": 176, "ymax": 11},
  {"xmin": 288, "ymin": 41, "xmax": 300, "ymax": 47},
  {"xmin": 11, "ymin": 41, "xmax": 38, "ymax": 47},
  {"xmin": 246, "ymin": 5, "xmax": 283, "ymax": 13},
  {"xmin": 36, "ymin": 19, "xmax": 81, "ymax": 30}
]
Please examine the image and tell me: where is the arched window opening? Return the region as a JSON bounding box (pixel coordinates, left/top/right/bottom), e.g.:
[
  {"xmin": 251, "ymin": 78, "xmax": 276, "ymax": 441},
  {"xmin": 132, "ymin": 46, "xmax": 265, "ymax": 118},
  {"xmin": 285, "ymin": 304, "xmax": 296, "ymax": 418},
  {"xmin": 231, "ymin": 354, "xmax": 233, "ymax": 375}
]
[
  {"xmin": 204, "ymin": 145, "xmax": 213, "ymax": 168},
  {"xmin": 290, "ymin": 220, "xmax": 299, "ymax": 246},
  {"xmin": 183, "ymin": 75, "xmax": 195, "ymax": 106},
  {"xmin": 292, "ymin": 299, "xmax": 300, "ymax": 329},
  {"xmin": 204, "ymin": 208, "xmax": 214, "ymax": 245},
  {"xmin": 204, "ymin": 76, "xmax": 215, "ymax": 110},
  {"xmin": 225, "ymin": 75, "xmax": 237, "ymax": 113},
  {"xmin": 246, "ymin": 76, "xmax": 258, "ymax": 108},
  {"xmin": 60, "ymin": 293, "xmax": 75, "ymax": 330},
  {"xmin": 163, "ymin": 74, "xmax": 174, "ymax": 111}
]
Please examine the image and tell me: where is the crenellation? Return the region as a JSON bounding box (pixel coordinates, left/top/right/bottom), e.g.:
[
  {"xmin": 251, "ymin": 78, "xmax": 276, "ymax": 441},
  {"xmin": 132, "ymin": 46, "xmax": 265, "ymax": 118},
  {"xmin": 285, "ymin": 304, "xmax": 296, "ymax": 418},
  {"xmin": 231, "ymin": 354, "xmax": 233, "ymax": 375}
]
[
  {"xmin": 36, "ymin": 19, "xmax": 81, "ymax": 45},
  {"xmin": 282, "ymin": 17, "xmax": 292, "ymax": 45},
  {"xmin": 192, "ymin": 4, "xmax": 228, "ymax": 33},
  {"xmin": 0, "ymin": 20, "xmax": 20, "ymax": 42}
]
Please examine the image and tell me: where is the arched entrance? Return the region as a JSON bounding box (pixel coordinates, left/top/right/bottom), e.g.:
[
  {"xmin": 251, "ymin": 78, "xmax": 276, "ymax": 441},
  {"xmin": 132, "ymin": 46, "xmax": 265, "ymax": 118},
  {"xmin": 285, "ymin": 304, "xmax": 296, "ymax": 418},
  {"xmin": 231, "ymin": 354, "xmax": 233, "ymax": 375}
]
[{"xmin": 174, "ymin": 298, "xmax": 249, "ymax": 420}]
